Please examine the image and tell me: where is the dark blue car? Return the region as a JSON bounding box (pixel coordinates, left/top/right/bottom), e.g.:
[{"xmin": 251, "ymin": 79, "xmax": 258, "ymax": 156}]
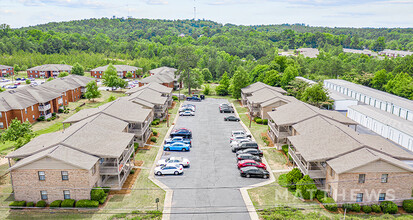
[
  {"xmin": 170, "ymin": 128, "xmax": 192, "ymax": 139},
  {"xmin": 186, "ymin": 95, "xmax": 201, "ymax": 102}
]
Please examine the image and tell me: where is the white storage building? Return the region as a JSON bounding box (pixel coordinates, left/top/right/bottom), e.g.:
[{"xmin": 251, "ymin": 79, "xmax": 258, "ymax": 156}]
[
  {"xmin": 324, "ymin": 79, "xmax": 413, "ymax": 122},
  {"xmin": 348, "ymin": 105, "xmax": 413, "ymax": 152}
]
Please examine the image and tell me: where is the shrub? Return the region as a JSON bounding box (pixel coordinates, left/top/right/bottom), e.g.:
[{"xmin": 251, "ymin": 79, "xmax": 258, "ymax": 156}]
[
  {"xmin": 99, "ymin": 194, "xmax": 107, "ymax": 204},
  {"xmin": 151, "ymin": 119, "xmax": 160, "ymax": 125},
  {"xmin": 403, "ymin": 200, "xmax": 413, "ymax": 213},
  {"xmin": 380, "ymin": 201, "xmax": 398, "ymax": 214},
  {"xmin": 371, "ymin": 204, "xmax": 381, "ymax": 213},
  {"xmin": 61, "ymin": 199, "xmax": 75, "ymax": 208},
  {"xmin": 262, "ymin": 119, "xmax": 268, "ymax": 125},
  {"xmin": 102, "ymin": 187, "xmax": 111, "ymax": 194},
  {"xmin": 107, "ymin": 95, "xmax": 116, "ymax": 102},
  {"xmin": 26, "ymin": 202, "xmax": 35, "ymax": 207},
  {"xmin": 172, "ymin": 96, "xmax": 178, "ymax": 101},
  {"xmin": 134, "ymin": 143, "xmax": 139, "ymax": 152},
  {"xmin": 295, "ymin": 175, "xmax": 317, "ymax": 200},
  {"xmin": 58, "ymin": 109, "xmax": 64, "ymax": 113},
  {"xmin": 342, "ymin": 203, "xmax": 352, "ymax": 210},
  {"xmin": 253, "ymin": 117, "xmax": 260, "ymax": 122},
  {"xmin": 51, "ymin": 116, "xmax": 56, "ymax": 120},
  {"xmin": 255, "ymin": 119, "xmax": 263, "ymax": 124},
  {"xmin": 25, "ymin": 79, "xmax": 31, "ymax": 84},
  {"xmin": 47, "ymin": 118, "xmax": 51, "ymax": 121},
  {"xmin": 278, "ymin": 174, "xmax": 288, "ymax": 187},
  {"xmin": 316, "ymin": 190, "xmax": 327, "ymax": 202},
  {"xmin": 130, "ymin": 169, "xmax": 135, "ymax": 174},
  {"xmin": 36, "ymin": 200, "xmax": 47, "ymax": 207},
  {"xmin": 362, "ymin": 205, "xmax": 372, "ymax": 213},
  {"xmin": 286, "ymin": 168, "xmax": 302, "ymax": 190},
  {"xmin": 203, "ymin": 84, "xmax": 210, "ymax": 95},
  {"xmin": 52, "ymin": 112, "xmax": 56, "ymax": 116},
  {"xmin": 281, "ymin": 145, "xmax": 289, "ymax": 155},
  {"xmin": 37, "ymin": 116, "xmax": 45, "ymax": 121},
  {"xmin": 75, "ymin": 200, "xmax": 99, "ymax": 208},
  {"xmin": 9, "ymin": 201, "xmax": 26, "ymax": 208},
  {"xmin": 151, "ymin": 137, "xmax": 157, "ymax": 143},
  {"xmin": 153, "ymin": 130, "xmax": 158, "ymax": 136},
  {"xmin": 321, "ymin": 197, "xmax": 337, "ymax": 212},
  {"xmin": 50, "ymin": 200, "xmax": 62, "ymax": 208},
  {"xmin": 351, "ymin": 203, "xmax": 361, "ymax": 212},
  {"xmin": 91, "ymin": 187, "xmax": 106, "ymax": 202}
]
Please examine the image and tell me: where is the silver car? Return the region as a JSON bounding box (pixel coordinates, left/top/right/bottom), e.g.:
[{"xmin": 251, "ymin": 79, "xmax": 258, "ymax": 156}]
[
  {"xmin": 154, "ymin": 164, "xmax": 183, "ymax": 176},
  {"xmin": 157, "ymin": 157, "xmax": 191, "ymax": 168}
]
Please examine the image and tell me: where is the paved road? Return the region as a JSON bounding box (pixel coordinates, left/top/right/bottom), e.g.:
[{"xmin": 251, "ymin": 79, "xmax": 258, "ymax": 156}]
[{"xmin": 156, "ymin": 98, "xmax": 265, "ymax": 220}]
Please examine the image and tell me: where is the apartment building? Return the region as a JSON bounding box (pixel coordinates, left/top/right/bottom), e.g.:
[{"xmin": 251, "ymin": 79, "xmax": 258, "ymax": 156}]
[
  {"xmin": 267, "ymin": 101, "xmax": 357, "ymax": 147},
  {"xmin": 241, "ymin": 82, "xmax": 287, "ymax": 106},
  {"xmin": 126, "ymin": 82, "xmax": 173, "ymax": 107},
  {"xmin": 139, "ymin": 66, "xmax": 181, "ymax": 90},
  {"xmin": 63, "ymin": 99, "xmax": 154, "ymax": 147},
  {"xmin": 125, "ymin": 87, "xmax": 170, "ymax": 120},
  {"xmin": 41, "ymin": 75, "xmax": 93, "ymax": 104},
  {"xmin": 378, "ymin": 49, "xmax": 413, "ymax": 58},
  {"xmin": 295, "ymin": 48, "xmax": 319, "ymax": 58},
  {"xmin": 286, "ymin": 115, "xmax": 413, "ymax": 204},
  {"xmin": 0, "ymin": 65, "xmax": 14, "ymax": 77},
  {"xmin": 90, "ymin": 65, "xmax": 142, "ymax": 79},
  {"xmin": 27, "ymin": 64, "xmax": 72, "ymax": 78},
  {"xmin": 343, "ymin": 48, "xmax": 378, "ymax": 57},
  {"xmin": 7, "ymin": 115, "xmax": 136, "ymax": 202},
  {"xmin": 324, "ymin": 79, "xmax": 413, "ymax": 122}
]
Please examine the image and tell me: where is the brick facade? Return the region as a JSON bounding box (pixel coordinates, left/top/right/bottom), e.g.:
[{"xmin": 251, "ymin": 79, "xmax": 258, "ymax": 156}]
[
  {"xmin": 0, "ymin": 67, "xmax": 14, "ymax": 77},
  {"xmin": 91, "ymin": 70, "xmax": 140, "ymax": 79},
  {"xmin": 27, "ymin": 70, "xmax": 71, "ymax": 78},
  {"xmin": 11, "ymin": 166, "xmax": 99, "ymax": 203},
  {"xmin": 326, "ymin": 166, "xmax": 413, "ymax": 205}
]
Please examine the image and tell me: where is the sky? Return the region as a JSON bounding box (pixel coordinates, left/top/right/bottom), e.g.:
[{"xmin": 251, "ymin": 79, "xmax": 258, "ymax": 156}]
[{"xmin": 0, "ymin": 0, "xmax": 412, "ymax": 28}]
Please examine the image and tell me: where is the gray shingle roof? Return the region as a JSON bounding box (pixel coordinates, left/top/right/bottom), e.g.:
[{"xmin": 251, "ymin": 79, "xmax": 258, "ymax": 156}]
[
  {"xmin": 241, "ymin": 82, "xmax": 286, "ymax": 94},
  {"xmin": 9, "ymin": 145, "xmax": 99, "ymax": 171},
  {"xmin": 27, "ymin": 64, "xmax": 72, "ymax": 72},
  {"xmin": 126, "ymin": 82, "xmax": 173, "ymax": 95},
  {"xmin": 141, "ymin": 67, "xmax": 178, "ymax": 84},
  {"xmin": 127, "ymin": 89, "xmax": 167, "ymax": 105},
  {"xmin": 90, "ymin": 65, "xmax": 142, "ymax": 72},
  {"xmin": 0, "ymin": 65, "xmax": 13, "ymax": 70}
]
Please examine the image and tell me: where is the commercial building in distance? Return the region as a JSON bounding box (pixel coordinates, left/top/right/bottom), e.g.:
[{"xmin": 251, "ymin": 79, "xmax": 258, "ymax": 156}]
[
  {"xmin": 27, "ymin": 64, "xmax": 72, "ymax": 78},
  {"xmin": 90, "ymin": 65, "xmax": 142, "ymax": 79}
]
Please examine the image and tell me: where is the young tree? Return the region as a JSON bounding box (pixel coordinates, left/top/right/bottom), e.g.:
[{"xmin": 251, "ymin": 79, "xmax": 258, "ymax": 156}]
[
  {"xmin": 72, "ymin": 62, "xmax": 84, "ymax": 76},
  {"xmin": 280, "ymin": 66, "xmax": 299, "ymax": 87},
  {"xmin": 84, "ymin": 81, "xmax": 101, "ymax": 102},
  {"xmin": 384, "ymin": 72, "xmax": 413, "ymax": 99},
  {"xmin": 58, "ymin": 71, "xmax": 69, "ymax": 78},
  {"xmin": 286, "ymin": 168, "xmax": 302, "ymax": 190},
  {"xmin": 201, "ymin": 68, "xmax": 212, "ymax": 82},
  {"xmin": 182, "ymin": 68, "xmax": 204, "ymax": 91},
  {"xmin": 301, "ymin": 83, "xmax": 329, "ymax": 107},
  {"xmin": 1, "ymin": 119, "xmax": 34, "ymax": 142},
  {"xmin": 102, "ymin": 64, "xmax": 126, "ymax": 91},
  {"xmin": 215, "ymin": 72, "xmax": 230, "ymax": 96},
  {"xmin": 371, "ymin": 69, "xmax": 392, "ymax": 91},
  {"xmin": 229, "ymin": 67, "xmax": 249, "ymax": 99},
  {"xmin": 295, "ymin": 175, "xmax": 317, "ymax": 200}
]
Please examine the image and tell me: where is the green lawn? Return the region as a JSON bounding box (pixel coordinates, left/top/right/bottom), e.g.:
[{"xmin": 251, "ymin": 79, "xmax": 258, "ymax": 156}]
[{"xmin": 263, "ymin": 148, "xmax": 288, "ymax": 171}]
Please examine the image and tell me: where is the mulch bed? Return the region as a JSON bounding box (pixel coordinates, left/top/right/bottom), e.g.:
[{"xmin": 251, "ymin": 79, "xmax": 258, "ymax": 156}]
[
  {"xmin": 109, "ymin": 160, "xmax": 144, "ymax": 195},
  {"xmin": 261, "ymin": 132, "xmax": 274, "ymax": 147}
]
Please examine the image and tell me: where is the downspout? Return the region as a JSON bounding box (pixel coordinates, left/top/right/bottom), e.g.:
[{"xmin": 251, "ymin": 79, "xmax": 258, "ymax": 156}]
[
  {"xmin": 20, "ymin": 109, "xmax": 24, "ymax": 122},
  {"xmin": 4, "ymin": 111, "xmax": 9, "ymax": 129}
]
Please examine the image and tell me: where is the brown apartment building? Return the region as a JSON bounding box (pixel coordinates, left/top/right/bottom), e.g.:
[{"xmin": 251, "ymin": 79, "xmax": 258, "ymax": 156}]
[
  {"xmin": 286, "ymin": 115, "xmax": 413, "ymax": 204},
  {"xmin": 27, "ymin": 64, "xmax": 72, "ymax": 78},
  {"xmin": 126, "ymin": 82, "xmax": 173, "ymax": 107},
  {"xmin": 241, "ymin": 82, "xmax": 287, "ymax": 106},
  {"xmin": 139, "ymin": 66, "xmax": 181, "ymax": 90},
  {"xmin": 7, "ymin": 115, "xmax": 136, "ymax": 202},
  {"xmin": 0, "ymin": 65, "xmax": 14, "ymax": 77},
  {"xmin": 90, "ymin": 65, "xmax": 142, "ymax": 79}
]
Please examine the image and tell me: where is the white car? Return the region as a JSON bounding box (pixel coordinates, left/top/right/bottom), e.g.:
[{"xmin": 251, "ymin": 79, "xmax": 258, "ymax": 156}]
[
  {"xmin": 231, "ymin": 130, "xmax": 252, "ymax": 138},
  {"xmin": 230, "ymin": 135, "xmax": 251, "ymax": 143},
  {"xmin": 180, "ymin": 111, "xmax": 195, "ymax": 116},
  {"xmin": 154, "ymin": 164, "xmax": 183, "ymax": 176},
  {"xmin": 230, "ymin": 139, "xmax": 251, "ymax": 148},
  {"xmin": 157, "ymin": 157, "xmax": 190, "ymax": 168}
]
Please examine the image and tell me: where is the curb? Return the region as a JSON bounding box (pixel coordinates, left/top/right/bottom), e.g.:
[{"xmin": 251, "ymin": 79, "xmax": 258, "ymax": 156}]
[
  {"xmin": 148, "ymin": 102, "xmax": 182, "ymax": 220},
  {"xmin": 232, "ymin": 102, "xmax": 276, "ymax": 220}
]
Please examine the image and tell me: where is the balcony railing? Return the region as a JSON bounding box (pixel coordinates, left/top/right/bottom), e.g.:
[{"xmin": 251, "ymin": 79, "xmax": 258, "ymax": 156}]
[
  {"xmin": 269, "ymin": 122, "xmax": 289, "ymax": 138},
  {"xmin": 288, "ymin": 146, "xmax": 326, "ymax": 179},
  {"xmin": 99, "ymin": 146, "xmax": 134, "ymax": 175},
  {"xmin": 58, "ymin": 98, "xmax": 63, "ymax": 105},
  {"xmin": 38, "ymin": 103, "xmax": 51, "ymax": 111},
  {"xmin": 44, "ymin": 113, "xmax": 52, "ymax": 119},
  {"xmin": 155, "ymin": 105, "xmax": 167, "ymax": 113},
  {"xmin": 130, "ymin": 121, "xmax": 151, "ymax": 135}
]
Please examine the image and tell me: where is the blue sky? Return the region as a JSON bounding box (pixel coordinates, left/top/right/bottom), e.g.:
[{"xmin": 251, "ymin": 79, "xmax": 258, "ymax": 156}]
[{"xmin": 0, "ymin": 0, "xmax": 412, "ymax": 28}]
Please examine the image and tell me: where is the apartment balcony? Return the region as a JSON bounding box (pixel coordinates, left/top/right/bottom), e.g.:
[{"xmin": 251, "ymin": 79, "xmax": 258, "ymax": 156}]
[
  {"xmin": 38, "ymin": 103, "xmax": 51, "ymax": 111},
  {"xmin": 81, "ymin": 88, "xmax": 85, "ymax": 93},
  {"xmin": 269, "ymin": 122, "xmax": 289, "ymax": 139},
  {"xmin": 99, "ymin": 146, "xmax": 134, "ymax": 175},
  {"xmin": 58, "ymin": 98, "xmax": 63, "ymax": 105},
  {"xmin": 129, "ymin": 121, "xmax": 151, "ymax": 135},
  {"xmin": 288, "ymin": 146, "xmax": 326, "ymax": 179},
  {"xmin": 101, "ymin": 165, "xmax": 132, "ymax": 189},
  {"xmin": 247, "ymin": 103, "xmax": 260, "ymax": 113},
  {"xmin": 154, "ymin": 105, "xmax": 167, "ymax": 113}
]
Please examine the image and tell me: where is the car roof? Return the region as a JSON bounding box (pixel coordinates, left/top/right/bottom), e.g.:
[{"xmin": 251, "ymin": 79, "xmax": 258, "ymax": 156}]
[
  {"xmin": 240, "ymin": 159, "xmax": 256, "ymax": 163},
  {"xmin": 169, "ymin": 157, "xmax": 183, "ymax": 160},
  {"xmin": 238, "ymin": 153, "xmax": 254, "ymax": 157},
  {"xmin": 240, "ymin": 166, "xmax": 258, "ymax": 170}
]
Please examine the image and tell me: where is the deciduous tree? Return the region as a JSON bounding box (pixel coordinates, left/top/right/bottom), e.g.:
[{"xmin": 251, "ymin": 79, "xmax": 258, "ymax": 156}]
[
  {"xmin": 84, "ymin": 81, "xmax": 101, "ymax": 101},
  {"xmin": 229, "ymin": 67, "xmax": 249, "ymax": 99},
  {"xmin": 72, "ymin": 62, "xmax": 84, "ymax": 76},
  {"xmin": 215, "ymin": 72, "xmax": 230, "ymax": 96}
]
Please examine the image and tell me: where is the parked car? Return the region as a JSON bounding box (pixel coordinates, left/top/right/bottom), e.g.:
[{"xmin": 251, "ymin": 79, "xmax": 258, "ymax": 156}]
[
  {"xmin": 240, "ymin": 167, "xmax": 269, "ymax": 179},
  {"xmin": 231, "ymin": 130, "xmax": 252, "ymax": 138},
  {"xmin": 14, "ymin": 82, "xmax": 21, "ymax": 86},
  {"xmin": 182, "ymin": 104, "xmax": 196, "ymax": 109},
  {"xmin": 230, "ymin": 139, "xmax": 251, "ymax": 148},
  {"xmin": 232, "ymin": 141, "xmax": 259, "ymax": 152},
  {"xmin": 29, "ymin": 78, "xmax": 35, "ymax": 81},
  {"xmin": 179, "ymin": 107, "xmax": 195, "ymax": 112},
  {"xmin": 15, "ymin": 78, "xmax": 21, "ymax": 81},
  {"xmin": 163, "ymin": 142, "xmax": 190, "ymax": 152},
  {"xmin": 237, "ymin": 160, "xmax": 266, "ymax": 170},
  {"xmin": 154, "ymin": 164, "xmax": 184, "ymax": 176},
  {"xmin": 157, "ymin": 157, "xmax": 190, "ymax": 168},
  {"xmin": 220, "ymin": 106, "xmax": 234, "ymax": 113},
  {"xmin": 164, "ymin": 136, "xmax": 191, "ymax": 146},
  {"xmin": 236, "ymin": 148, "xmax": 263, "ymax": 157},
  {"xmin": 6, "ymin": 85, "xmax": 17, "ymax": 89},
  {"xmin": 236, "ymin": 153, "xmax": 262, "ymax": 162},
  {"xmin": 180, "ymin": 111, "xmax": 195, "ymax": 116},
  {"xmin": 224, "ymin": 116, "xmax": 240, "ymax": 121},
  {"xmin": 170, "ymin": 128, "xmax": 192, "ymax": 139},
  {"xmin": 186, "ymin": 95, "xmax": 201, "ymax": 101},
  {"xmin": 230, "ymin": 135, "xmax": 251, "ymax": 143}
]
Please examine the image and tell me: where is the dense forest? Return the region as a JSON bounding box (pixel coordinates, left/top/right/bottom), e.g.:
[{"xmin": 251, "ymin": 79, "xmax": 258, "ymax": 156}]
[{"xmin": 0, "ymin": 18, "xmax": 412, "ymax": 99}]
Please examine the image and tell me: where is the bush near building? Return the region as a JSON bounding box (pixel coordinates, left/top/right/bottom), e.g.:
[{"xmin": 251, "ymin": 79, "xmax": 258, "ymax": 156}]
[
  {"xmin": 285, "ymin": 168, "xmax": 302, "ymax": 190},
  {"xmin": 371, "ymin": 204, "xmax": 381, "ymax": 213},
  {"xmin": 61, "ymin": 199, "xmax": 75, "ymax": 208},
  {"xmin": 380, "ymin": 201, "xmax": 398, "ymax": 214},
  {"xmin": 50, "ymin": 200, "xmax": 62, "ymax": 207},
  {"xmin": 75, "ymin": 200, "xmax": 99, "ymax": 208},
  {"xmin": 321, "ymin": 197, "xmax": 337, "ymax": 212},
  {"xmin": 362, "ymin": 205, "xmax": 372, "ymax": 213},
  {"xmin": 403, "ymin": 199, "xmax": 413, "ymax": 213},
  {"xmin": 9, "ymin": 201, "xmax": 26, "ymax": 208},
  {"xmin": 36, "ymin": 200, "xmax": 47, "ymax": 207}
]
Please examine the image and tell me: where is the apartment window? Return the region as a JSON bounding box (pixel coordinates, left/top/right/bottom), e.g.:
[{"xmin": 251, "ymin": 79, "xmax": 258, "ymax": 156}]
[
  {"xmin": 381, "ymin": 174, "xmax": 388, "ymax": 183},
  {"xmin": 0, "ymin": 112, "xmax": 2, "ymax": 118},
  {"xmin": 35, "ymin": 75, "xmax": 38, "ymax": 78},
  {"xmin": 32, "ymin": 115, "xmax": 35, "ymax": 121},
  {"xmin": 379, "ymin": 193, "xmax": 386, "ymax": 201},
  {"xmin": 38, "ymin": 171, "xmax": 45, "ymax": 181},
  {"xmin": 356, "ymin": 193, "xmax": 363, "ymax": 202},
  {"xmin": 0, "ymin": 122, "xmax": 4, "ymax": 129},
  {"xmin": 31, "ymin": 106, "xmax": 33, "ymax": 111},
  {"xmin": 63, "ymin": 190, "xmax": 71, "ymax": 199},
  {"xmin": 40, "ymin": 191, "xmax": 48, "ymax": 200},
  {"xmin": 25, "ymin": 108, "xmax": 28, "ymax": 114},
  {"xmin": 61, "ymin": 171, "xmax": 69, "ymax": 180},
  {"xmin": 358, "ymin": 174, "xmax": 366, "ymax": 183}
]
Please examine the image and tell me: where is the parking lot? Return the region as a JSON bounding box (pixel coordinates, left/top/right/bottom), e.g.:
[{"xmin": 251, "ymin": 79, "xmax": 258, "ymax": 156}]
[{"xmin": 156, "ymin": 98, "xmax": 265, "ymax": 220}]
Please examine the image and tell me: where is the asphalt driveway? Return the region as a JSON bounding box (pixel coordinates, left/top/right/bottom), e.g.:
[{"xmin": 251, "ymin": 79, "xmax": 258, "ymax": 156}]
[{"xmin": 156, "ymin": 98, "xmax": 265, "ymax": 220}]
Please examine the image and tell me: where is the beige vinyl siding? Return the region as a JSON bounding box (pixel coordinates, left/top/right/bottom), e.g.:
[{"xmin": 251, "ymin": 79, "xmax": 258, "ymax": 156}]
[
  {"xmin": 347, "ymin": 160, "xmax": 408, "ymax": 173},
  {"xmin": 17, "ymin": 157, "xmax": 80, "ymax": 170}
]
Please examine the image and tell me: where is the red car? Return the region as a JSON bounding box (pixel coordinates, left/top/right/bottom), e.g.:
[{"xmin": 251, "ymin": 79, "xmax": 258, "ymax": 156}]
[{"xmin": 237, "ymin": 160, "xmax": 266, "ymax": 170}]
